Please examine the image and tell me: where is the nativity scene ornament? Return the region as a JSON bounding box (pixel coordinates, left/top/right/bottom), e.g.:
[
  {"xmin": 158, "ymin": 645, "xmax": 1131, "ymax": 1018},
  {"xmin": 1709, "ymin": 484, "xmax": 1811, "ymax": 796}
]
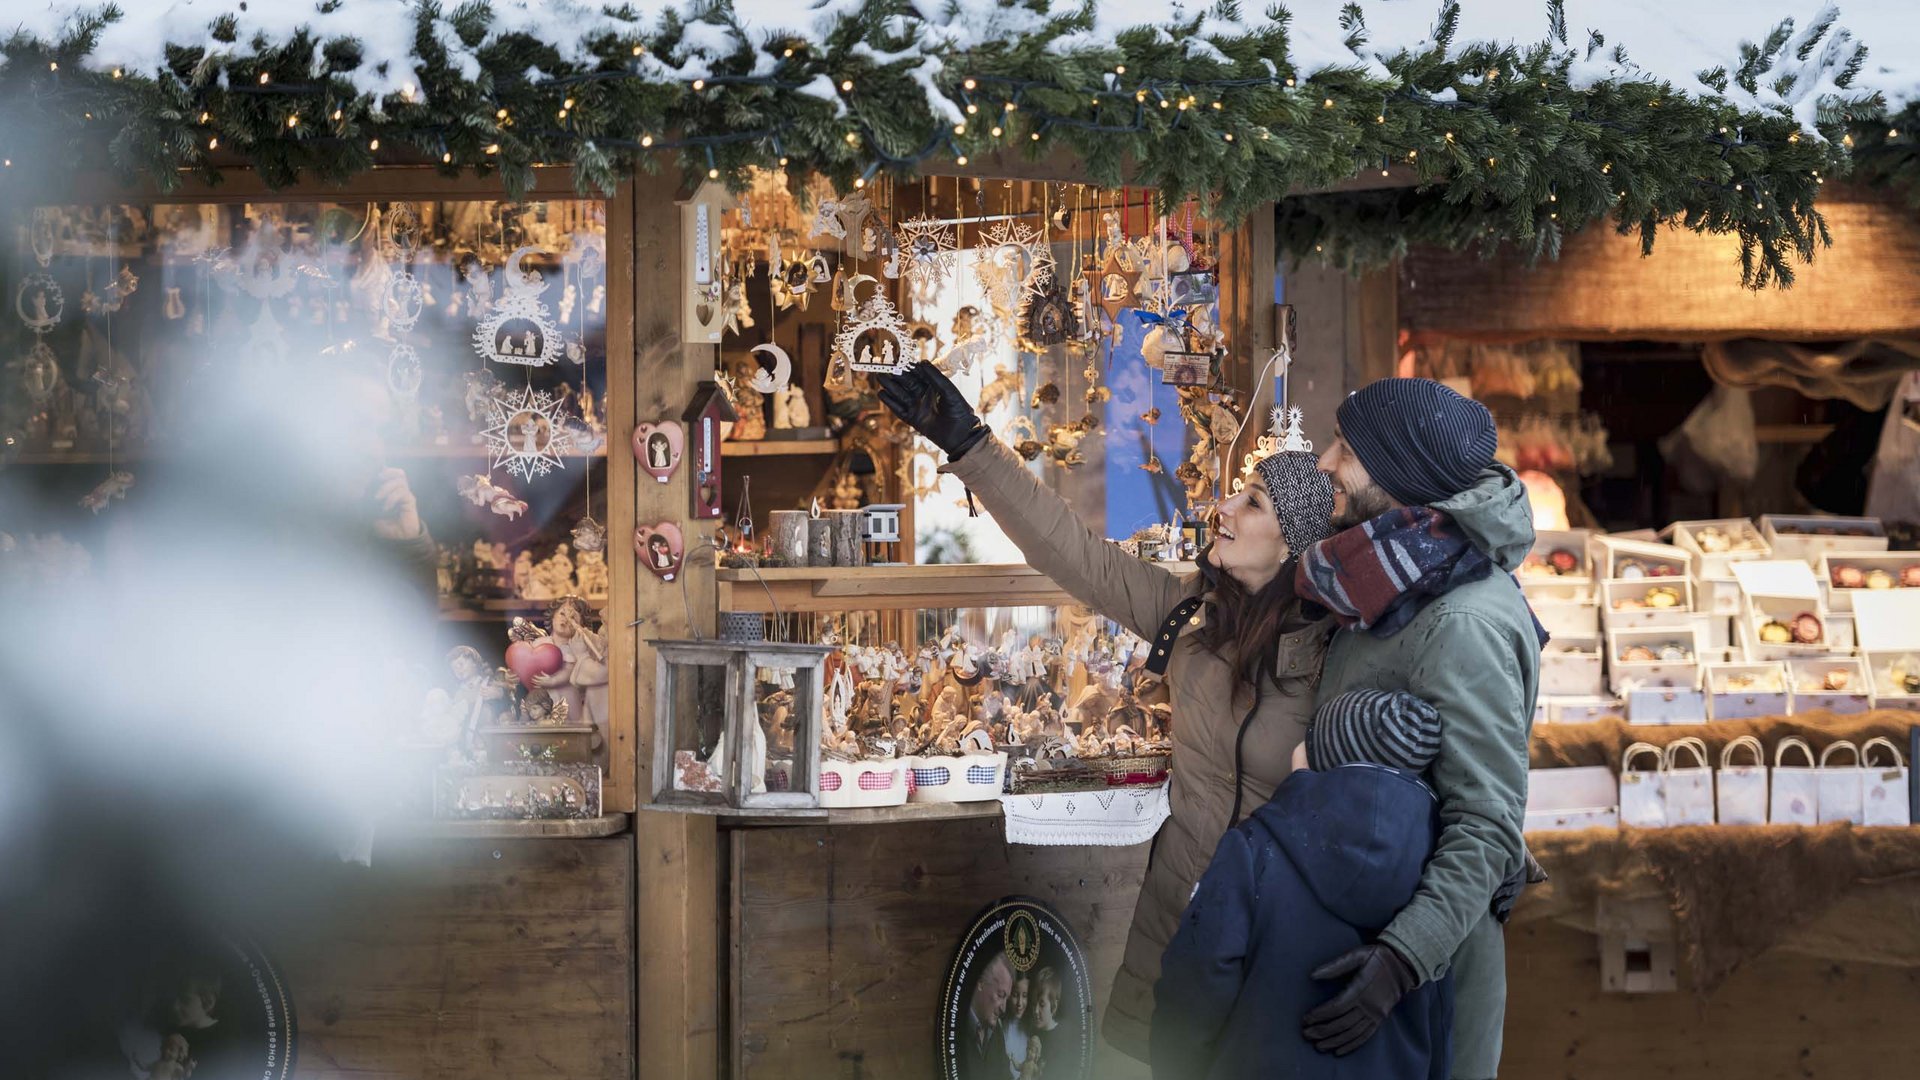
[
  {"xmin": 835, "ymin": 277, "xmax": 916, "ymax": 375},
  {"xmin": 482, "ymin": 385, "xmax": 576, "ymax": 482},
  {"xmin": 473, "ymin": 246, "xmax": 565, "ymax": 367}
]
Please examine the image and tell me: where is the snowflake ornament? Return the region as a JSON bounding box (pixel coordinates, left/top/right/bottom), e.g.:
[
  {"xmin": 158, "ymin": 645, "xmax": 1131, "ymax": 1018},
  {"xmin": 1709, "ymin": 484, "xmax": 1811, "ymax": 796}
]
[
  {"xmin": 894, "ymin": 217, "xmax": 958, "ymax": 297},
  {"xmin": 481, "ymin": 384, "xmax": 577, "ymax": 481},
  {"xmin": 1272, "ymin": 405, "xmax": 1313, "ymax": 453}
]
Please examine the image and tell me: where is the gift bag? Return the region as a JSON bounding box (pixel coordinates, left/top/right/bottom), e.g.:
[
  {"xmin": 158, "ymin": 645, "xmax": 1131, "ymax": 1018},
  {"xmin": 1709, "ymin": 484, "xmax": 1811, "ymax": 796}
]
[
  {"xmin": 1861, "ymin": 736, "xmax": 1912, "ymax": 827},
  {"xmin": 1817, "ymin": 740, "xmax": 1864, "ymax": 825},
  {"xmin": 1664, "ymin": 737, "xmax": 1716, "ymax": 826},
  {"xmin": 1619, "ymin": 742, "xmax": 1668, "ymax": 828},
  {"xmin": 1770, "ymin": 737, "xmax": 1820, "ymax": 825},
  {"xmin": 1717, "ymin": 735, "xmax": 1769, "ymax": 825}
]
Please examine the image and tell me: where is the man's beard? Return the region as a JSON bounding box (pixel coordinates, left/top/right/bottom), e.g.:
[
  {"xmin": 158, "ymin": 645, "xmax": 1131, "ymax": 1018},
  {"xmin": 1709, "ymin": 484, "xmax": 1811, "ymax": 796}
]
[{"xmin": 1333, "ymin": 481, "xmax": 1397, "ymax": 528}]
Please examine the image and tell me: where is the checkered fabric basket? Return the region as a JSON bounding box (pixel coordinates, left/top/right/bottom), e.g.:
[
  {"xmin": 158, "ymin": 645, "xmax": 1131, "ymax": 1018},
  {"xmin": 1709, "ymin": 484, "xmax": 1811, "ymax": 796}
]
[
  {"xmin": 817, "ymin": 758, "xmax": 908, "ymax": 808},
  {"xmin": 905, "ymin": 752, "xmax": 1008, "ymax": 804}
]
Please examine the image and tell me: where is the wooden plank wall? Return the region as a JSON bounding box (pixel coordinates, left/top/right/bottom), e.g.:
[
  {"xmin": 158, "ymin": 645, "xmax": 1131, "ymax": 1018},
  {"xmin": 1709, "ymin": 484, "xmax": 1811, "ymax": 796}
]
[
  {"xmin": 1398, "ymin": 187, "xmax": 1920, "ymax": 342},
  {"xmin": 283, "ymin": 837, "xmax": 633, "ymax": 1079},
  {"xmin": 731, "ymin": 818, "xmax": 1151, "ymax": 1080},
  {"xmin": 1284, "ymin": 261, "xmax": 1399, "ymax": 448}
]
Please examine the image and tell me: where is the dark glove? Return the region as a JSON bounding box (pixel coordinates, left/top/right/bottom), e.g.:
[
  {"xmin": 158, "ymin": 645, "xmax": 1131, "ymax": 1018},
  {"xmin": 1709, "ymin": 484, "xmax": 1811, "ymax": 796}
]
[
  {"xmin": 1302, "ymin": 942, "xmax": 1419, "ymax": 1056},
  {"xmin": 1491, "ymin": 845, "xmax": 1549, "ymax": 923},
  {"xmin": 874, "ymin": 364, "xmax": 990, "ymax": 460}
]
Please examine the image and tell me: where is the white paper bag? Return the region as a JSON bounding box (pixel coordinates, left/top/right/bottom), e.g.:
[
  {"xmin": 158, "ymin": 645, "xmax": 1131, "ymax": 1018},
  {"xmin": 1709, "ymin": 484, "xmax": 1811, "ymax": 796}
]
[
  {"xmin": 1861, "ymin": 736, "xmax": 1912, "ymax": 827},
  {"xmin": 1716, "ymin": 735, "xmax": 1769, "ymax": 825},
  {"xmin": 1664, "ymin": 737, "xmax": 1716, "ymax": 826},
  {"xmin": 1619, "ymin": 742, "xmax": 1668, "ymax": 828},
  {"xmin": 1817, "ymin": 740, "xmax": 1864, "ymax": 825},
  {"xmin": 1771, "ymin": 737, "xmax": 1820, "ymax": 825}
]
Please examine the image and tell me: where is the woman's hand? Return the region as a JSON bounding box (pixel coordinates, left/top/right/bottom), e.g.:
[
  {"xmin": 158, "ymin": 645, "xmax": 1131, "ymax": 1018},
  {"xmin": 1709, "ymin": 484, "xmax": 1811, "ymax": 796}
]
[{"xmin": 874, "ymin": 365, "xmax": 990, "ymax": 460}]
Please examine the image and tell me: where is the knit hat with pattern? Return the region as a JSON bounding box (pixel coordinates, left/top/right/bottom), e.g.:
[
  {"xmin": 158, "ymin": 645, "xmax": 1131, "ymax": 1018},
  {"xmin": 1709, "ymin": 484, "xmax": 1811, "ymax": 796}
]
[
  {"xmin": 1335, "ymin": 377, "xmax": 1497, "ymax": 506},
  {"xmin": 1253, "ymin": 407, "xmax": 1336, "ymax": 555},
  {"xmin": 1307, "ymin": 689, "xmax": 1443, "ymax": 773}
]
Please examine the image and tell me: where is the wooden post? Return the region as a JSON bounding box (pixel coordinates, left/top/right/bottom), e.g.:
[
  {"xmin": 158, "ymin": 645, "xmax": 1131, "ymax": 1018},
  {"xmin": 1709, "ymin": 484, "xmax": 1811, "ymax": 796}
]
[
  {"xmin": 635, "ymin": 810, "xmax": 720, "ymax": 1078},
  {"xmin": 605, "ymin": 182, "xmax": 638, "ymax": 814}
]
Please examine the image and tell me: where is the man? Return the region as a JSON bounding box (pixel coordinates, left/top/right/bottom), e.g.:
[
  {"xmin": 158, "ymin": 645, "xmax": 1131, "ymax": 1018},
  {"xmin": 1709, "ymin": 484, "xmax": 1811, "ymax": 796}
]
[
  {"xmin": 961, "ymin": 952, "xmax": 1014, "ymax": 1080},
  {"xmin": 1289, "ymin": 378, "xmax": 1543, "ymax": 1080}
]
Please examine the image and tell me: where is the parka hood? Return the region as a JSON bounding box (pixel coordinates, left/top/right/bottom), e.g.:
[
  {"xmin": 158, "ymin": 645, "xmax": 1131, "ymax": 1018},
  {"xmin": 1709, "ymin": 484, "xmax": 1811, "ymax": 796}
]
[
  {"xmin": 1247, "ymin": 764, "xmax": 1437, "ymax": 930},
  {"xmin": 1431, "ymin": 463, "xmax": 1535, "ymax": 572}
]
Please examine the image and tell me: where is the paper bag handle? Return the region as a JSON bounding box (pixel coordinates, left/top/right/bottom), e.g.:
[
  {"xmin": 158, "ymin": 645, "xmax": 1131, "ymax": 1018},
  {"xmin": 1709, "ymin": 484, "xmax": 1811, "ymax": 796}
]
[
  {"xmin": 1622, "ymin": 741, "xmax": 1665, "ymax": 773},
  {"xmin": 1819, "ymin": 739, "xmax": 1861, "ymax": 768},
  {"xmin": 1664, "ymin": 736, "xmax": 1709, "ymax": 770},
  {"xmin": 1775, "ymin": 736, "xmax": 1816, "ymax": 768},
  {"xmin": 1720, "ymin": 735, "xmax": 1765, "ymax": 769},
  {"xmin": 1862, "ymin": 736, "xmax": 1907, "ymax": 768}
]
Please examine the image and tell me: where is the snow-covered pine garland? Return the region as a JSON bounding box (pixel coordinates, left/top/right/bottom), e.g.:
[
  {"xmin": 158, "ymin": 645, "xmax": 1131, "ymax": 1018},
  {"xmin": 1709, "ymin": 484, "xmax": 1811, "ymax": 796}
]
[{"xmin": 0, "ymin": 1, "xmax": 1894, "ymax": 287}]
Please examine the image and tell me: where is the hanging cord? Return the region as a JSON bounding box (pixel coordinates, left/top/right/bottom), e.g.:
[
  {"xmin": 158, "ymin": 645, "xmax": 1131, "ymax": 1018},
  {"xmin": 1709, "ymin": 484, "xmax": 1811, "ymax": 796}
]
[{"xmin": 669, "ymin": 534, "xmax": 782, "ymax": 638}]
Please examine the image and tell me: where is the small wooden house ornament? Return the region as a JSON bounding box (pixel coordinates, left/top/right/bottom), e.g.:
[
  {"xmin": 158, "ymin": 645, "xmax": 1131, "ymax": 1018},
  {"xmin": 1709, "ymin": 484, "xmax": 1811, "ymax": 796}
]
[
  {"xmin": 651, "ymin": 638, "xmax": 834, "ymax": 809},
  {"xmin": 681, "ymin": 181, "xmax": 737, "ymax": 344},
  {"xmin": 683, "ymin": 382, "xmax": 737, "ymax": 520}
]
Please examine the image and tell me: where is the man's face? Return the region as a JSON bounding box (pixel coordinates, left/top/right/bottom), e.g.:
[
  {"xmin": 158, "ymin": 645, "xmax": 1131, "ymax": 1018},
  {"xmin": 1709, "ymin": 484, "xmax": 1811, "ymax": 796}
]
[
  {"xmin": 1318, "ymin": 430, "xmax": 1397, "ymax": 528},
  {"xmin": 971, "ymin": 958, "xmax": 1013, "ymax": 1026}
]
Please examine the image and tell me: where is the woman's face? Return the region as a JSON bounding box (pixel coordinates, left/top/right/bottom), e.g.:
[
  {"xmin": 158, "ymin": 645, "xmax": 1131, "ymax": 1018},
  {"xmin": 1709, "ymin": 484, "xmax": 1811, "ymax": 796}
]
[
  {"xmin": 1008, "ymin": 977, "xmax": 1030, "ymax": 1020},
  {"xmin": 1209, "ymin": 482, "xmax": 1288, "ymax": 591}
]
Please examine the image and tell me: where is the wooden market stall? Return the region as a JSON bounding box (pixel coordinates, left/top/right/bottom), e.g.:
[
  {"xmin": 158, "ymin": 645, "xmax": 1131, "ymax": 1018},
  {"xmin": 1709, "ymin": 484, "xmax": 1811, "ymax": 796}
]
[{"xmin": 13, "ymin": 5, "xmax": 1920, "ymax": 1080}]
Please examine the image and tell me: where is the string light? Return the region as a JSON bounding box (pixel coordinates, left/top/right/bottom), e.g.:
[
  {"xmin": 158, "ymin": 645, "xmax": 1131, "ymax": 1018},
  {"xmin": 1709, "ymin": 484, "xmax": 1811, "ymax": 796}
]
[
  {"xmin": 631, "ymin": 44, "xmax": 643, "ymax": 56},
  {"xmin": 1322, "ymin": 97, "xmax": 1334, "ymax": 108},
  {"xmin": 49, "ymin": 61, "xmax": 58, "ymax": 71},
  {"xmin": 990, "ymin": 125, "xmax": 1003, "ymax": 137},
  {"xmin": 840, "ymin": 79, "xmax": 854, "ymax": 92},
  {"xmin": 258, "ymin": 72, "xmax": 270, "ymax": 85},
  {"xmin": 565, "ymin": 98, "xmax": 575, "ymax": 109},
  {"xmin": 207, "ymin": 137, "xmax": 218, "ymax": 150},
  {"xmin": 332, "ymin": 108, "xmax": 343, "ymax": 121},
  {"xmin": 641, "ymin": 134, "xmax": 654, "ymax": 147},
  {"xmin": 964, "ymin": 78, "xmax": 977, "ymax": 90},
  {"xmin": 112, "ymin": 67, "xmax": 122, "ymax": 78},
  {"xmin": 199, "ymin": 112, "xmax": 210, "ymax": 123},
  {"xmin": 497, "ymin": 108, "xmax": 509, "ymax": 119},
  {"xmin": 486, "ymin": 143, "xmax": 500, "ymax": 155},
  {"xmin": 558, "ymin": 109, "xmax": 568, "ymax": 119},
  {"xmin": 954, "ymin": 123, "xmax": 966, "ymax": 134},
  {"xmin": 369, "ymin": 138, "xmax": 380, "ymax": 150},
  {"xmin": 955, "ymin": 154, "xmax": 969, "ymax": 165},
  {"xmin": 442, "ymin": 150, "xmax": 452, "ymax": 163},
  {"xmin": 692, "ymin": 79, "xmax": 705, "ymax": 91},
  {"xmin": 286, "ymin": 115, "xmax": 298, "ymax": 128},
  {"xmin": 966, "ymin": 102, "xmax": 978, "ymax": 114},
  {"xmin": 1115, "ymin": 65, "xmax": 1126, "ymax": 75},
  {"xmin": 1223, "ymin": 133, "xmax": 1233, "ymax": 142},
  {"xmin": 1444, "ymin": 131, "xmax": 1454, "ymax": 141}
]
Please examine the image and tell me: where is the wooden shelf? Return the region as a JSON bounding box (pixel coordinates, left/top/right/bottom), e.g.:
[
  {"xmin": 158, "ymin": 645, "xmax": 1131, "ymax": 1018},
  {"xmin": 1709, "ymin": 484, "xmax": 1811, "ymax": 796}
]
[
  {"xmin": 643, "ymin": 801, "xmax": 1003, "ymax": 829},
  {"xmin": 439, "ymin": 597, "xmax": 607, "ymax": 621},
  {"xmin": 1755, "ymin": 424, "xmax": 1837, "ymax": 445},
  {"xmin": 721, "ymin": 439, "xmax": 839, "ymax": 458},
  {"xmin": 714, "ymin": 561, "xmax": 1197, "ymax": 613},
  {"xmin": 7, "ymin": 445, "xmax": 608, "ymax": 466},
  {"xmin": 380, "ymin": 812, "xmax": 628, "ymax": 840}
]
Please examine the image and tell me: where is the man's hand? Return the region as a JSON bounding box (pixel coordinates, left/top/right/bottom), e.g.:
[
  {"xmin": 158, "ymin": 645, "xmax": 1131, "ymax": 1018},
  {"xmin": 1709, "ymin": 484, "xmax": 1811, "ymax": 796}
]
[
  {"xmin": 370, "ymin": 467, "xmax": 423, "ymax": 541},
  {"xmin": 1302, "ymin": 942, "xmax": 1419, "ymax": 1056}
]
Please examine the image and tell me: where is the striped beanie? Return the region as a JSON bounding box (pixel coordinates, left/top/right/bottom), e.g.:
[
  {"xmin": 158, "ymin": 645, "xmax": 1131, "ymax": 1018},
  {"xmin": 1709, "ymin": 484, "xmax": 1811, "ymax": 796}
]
[
  {"xmin": 1336, "ymin": 378, "xmax": 1497, "ymax": 506},
  {"xmin": 1254, "ymin": 449, "xmax": 1336, "ymax": 555},
  {"xmin": 1307, "ymin": 689, "xmax": 1442, "ymax": 773}
]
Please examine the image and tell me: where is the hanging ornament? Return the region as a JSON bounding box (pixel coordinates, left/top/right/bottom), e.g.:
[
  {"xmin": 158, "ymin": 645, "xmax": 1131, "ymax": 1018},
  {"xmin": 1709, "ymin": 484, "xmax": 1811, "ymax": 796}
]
[
  {"xmin": 82, "ymin": 266, "xmax": 140, "ymax": 315},
  {"xmin": 163, "ymin": 287, "xmax": 185, "ymax": 320},
  {"xmin": 21, "ymin": 342, "xmax": 62, "ymax": 404},
  {"xmin": 17, "ymin": 273, "xmax": 64, "ymax": 334},
  {"xmin": 78, "ymin": 470, "xmax": 135, "ymax": 513},
  {"xmin": 974, "ymin": 220, "xmax": 1051, "ymax": 319},
  {"xmin": 472, "ymin": 247, "xmax": 565, "ymax": 367},
  {"xmin": 835, "ymin": 276, "xmax": 916, "ymax": 374},
  {"xmin": 1018, "ymin": 276, "xmax": 1081, "ymax": 352},
  {"xmin": 894, "ymin": 217, "xmax": 958, "ymax": 297},
  {"xmin": 635, "ymin": 522, "xmax": 686, "ymax": 582},
  {"xmin": 809, "ymin": 193, "xmax": 873, "ymax": 244},
  {"xmin": 632, "ymin": 421, "xmax": 686, "ymax": 485},
  {"xmin": 457, "ymin": 473, "xmax": 529, "ymax": 520},
  {"xmin": 572, "ymin": 516, "xmax": 608, "ymax": 554},
  {"xmin": 1085, "ymin": 250, "xmax": 1142, "ymax": 324},
  {"xmin": 386, "ymin": 343, "xmax": 424, "ymax": 400},
  {"xmin": 383, "ymin": 201, "xmax": 424, "ymax": 259},
  {"xmin": 481, "ymin": 384, "xmax": 578, "ymax": 481},
  {"xmin": 748, "ymin": 343, "xmax": 794, "ymax": 394}
]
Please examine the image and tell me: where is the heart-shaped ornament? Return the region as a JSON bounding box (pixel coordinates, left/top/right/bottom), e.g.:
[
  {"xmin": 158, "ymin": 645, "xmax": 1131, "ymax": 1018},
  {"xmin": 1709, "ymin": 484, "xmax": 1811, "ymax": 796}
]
[
  {"xmin": 635, "ymin": 521, "xmax": 685, "ymax": 582},
  {"xmin": 504, "ymin": 640, "xmax": 565, "ymax": 690},
  {"xmin": 632, "ymin": 421, "xmax": 685, "ymax": 484}
]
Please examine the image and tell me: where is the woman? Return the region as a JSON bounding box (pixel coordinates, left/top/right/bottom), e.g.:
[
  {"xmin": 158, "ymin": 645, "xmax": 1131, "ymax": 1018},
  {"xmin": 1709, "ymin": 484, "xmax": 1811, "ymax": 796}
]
[{"xmin": 877, "ymin": 365, "xmax": 1336, "ymax": 1062}]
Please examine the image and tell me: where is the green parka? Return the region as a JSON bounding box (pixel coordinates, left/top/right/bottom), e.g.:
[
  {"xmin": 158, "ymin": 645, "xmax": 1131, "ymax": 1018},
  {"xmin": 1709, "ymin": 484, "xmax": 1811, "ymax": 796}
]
[
  {"xmin": 948, "ymin": 436, "xmax": 1332, "ymax": 1063},
  {"xmin": 1313, "ymin": 464, "xmax": 1542, "ymax": 1080}
]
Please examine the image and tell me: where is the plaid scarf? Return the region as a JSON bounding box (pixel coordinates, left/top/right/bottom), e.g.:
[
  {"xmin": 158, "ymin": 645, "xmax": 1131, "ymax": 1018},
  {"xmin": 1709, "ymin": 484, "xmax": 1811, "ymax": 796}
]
[{"xmin": 1295, "ymin": 506, "xmax": 1511, "ymax": 640}]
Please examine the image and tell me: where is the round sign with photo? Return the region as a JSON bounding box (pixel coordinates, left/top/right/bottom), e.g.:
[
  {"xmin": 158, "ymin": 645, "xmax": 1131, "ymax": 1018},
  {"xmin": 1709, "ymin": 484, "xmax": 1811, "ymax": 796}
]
[
  {"xmin": 115, "ymin": 935, "xmax": 297, "ymax": 1080},
  {"xmin": 938, "ymin": 896, "xmax": 1092, "ymax": 1080}
]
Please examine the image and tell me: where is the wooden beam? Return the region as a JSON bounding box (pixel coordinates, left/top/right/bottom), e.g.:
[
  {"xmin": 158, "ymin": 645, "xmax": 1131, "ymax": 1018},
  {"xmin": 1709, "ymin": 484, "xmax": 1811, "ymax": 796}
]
[
  {"xmin": 635, "ymin": 809, "xmax": 721, "ymax": 1080},
  {"xmin": 5, "ymin": 164, "xmax": 590, "ymax": 206},
  {"xmin": 605, "ymin": 180, "xmax": 639, "ymax": 815},
  {"xmin": 1283, "ymin": 260, "xmax": 1400, "ymax": 445}
]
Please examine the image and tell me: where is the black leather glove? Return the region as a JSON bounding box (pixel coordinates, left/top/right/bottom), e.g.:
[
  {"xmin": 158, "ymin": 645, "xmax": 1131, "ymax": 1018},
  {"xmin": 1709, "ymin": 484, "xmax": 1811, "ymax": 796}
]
[
  {"xmin": 1302, "ymin": 942, "xmax": 1420, "ymax": 1056},
  {"xmin": 874, "ymin": 364, "xmax": 990, "ymax": 460},
  {"xmin": 1491, "ymin": 846, "xmax": 1549, "ymax": 923}
]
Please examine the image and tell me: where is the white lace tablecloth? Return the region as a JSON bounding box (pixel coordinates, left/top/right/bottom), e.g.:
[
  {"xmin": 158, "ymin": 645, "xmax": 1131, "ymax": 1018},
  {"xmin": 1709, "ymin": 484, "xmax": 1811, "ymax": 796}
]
[{"xmin": 999, "ymin": 783, "xmax": 1170, "ymax": 847}]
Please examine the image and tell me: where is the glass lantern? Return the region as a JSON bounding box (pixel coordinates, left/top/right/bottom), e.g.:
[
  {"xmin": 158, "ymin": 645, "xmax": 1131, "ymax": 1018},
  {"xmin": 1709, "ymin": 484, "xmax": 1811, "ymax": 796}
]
[{"xmin": 650, "ymin": 638, "xmax": 832, "ymax": 808}]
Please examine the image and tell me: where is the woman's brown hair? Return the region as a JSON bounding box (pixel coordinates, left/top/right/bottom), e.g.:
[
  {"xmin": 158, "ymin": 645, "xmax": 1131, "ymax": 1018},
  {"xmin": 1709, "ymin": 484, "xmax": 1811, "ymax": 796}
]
[{"xmin": 1194, "ymin": 548, "xmax": 1307, "ymax": 693}]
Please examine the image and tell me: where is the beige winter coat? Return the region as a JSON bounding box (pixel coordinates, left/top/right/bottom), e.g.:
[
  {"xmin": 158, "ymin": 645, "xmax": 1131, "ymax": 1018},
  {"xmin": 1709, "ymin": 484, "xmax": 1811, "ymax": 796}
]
[{"xmin": 948, "ymin": 437, "xmax": 1331, "ymax": 1062}]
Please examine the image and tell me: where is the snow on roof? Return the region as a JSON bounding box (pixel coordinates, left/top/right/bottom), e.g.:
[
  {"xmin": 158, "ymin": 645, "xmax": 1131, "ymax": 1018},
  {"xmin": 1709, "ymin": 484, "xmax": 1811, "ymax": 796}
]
[{"xmin": 14, "ymin": 1, "xmax": 1917, "ymax": 121}]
